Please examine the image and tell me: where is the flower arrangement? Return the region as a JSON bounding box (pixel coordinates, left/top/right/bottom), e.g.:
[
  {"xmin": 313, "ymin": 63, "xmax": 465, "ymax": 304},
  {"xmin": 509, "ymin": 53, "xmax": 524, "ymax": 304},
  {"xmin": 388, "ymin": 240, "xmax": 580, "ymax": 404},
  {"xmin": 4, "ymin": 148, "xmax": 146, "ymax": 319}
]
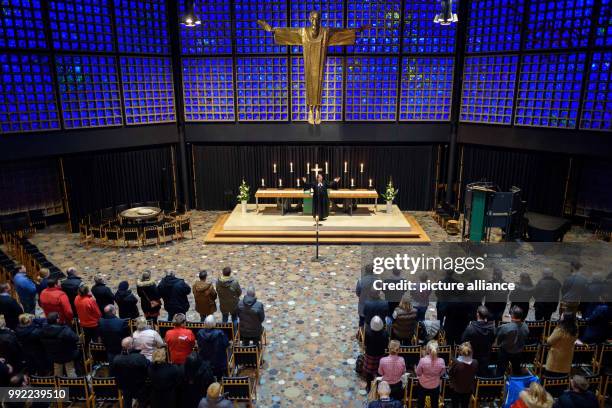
[
  {"xmin": 237, "ymin": 180, "xmax": 250, "ymax": 202},
  {"xmin": 382, "ymin": 180, "xmax": 398, "ymax": 202}
]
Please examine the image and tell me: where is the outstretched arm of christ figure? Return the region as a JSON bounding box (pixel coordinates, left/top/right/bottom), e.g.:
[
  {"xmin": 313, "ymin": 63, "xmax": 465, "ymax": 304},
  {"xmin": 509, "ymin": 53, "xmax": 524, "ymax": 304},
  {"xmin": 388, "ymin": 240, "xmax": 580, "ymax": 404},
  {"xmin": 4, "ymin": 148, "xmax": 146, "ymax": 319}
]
[
  {"xmin": 328, "ymin": 25, "xmax": 370, "ymax": 46},
  {"xmin": 257, "ymin": 20, "xmax": 302, "ymax": 45}
]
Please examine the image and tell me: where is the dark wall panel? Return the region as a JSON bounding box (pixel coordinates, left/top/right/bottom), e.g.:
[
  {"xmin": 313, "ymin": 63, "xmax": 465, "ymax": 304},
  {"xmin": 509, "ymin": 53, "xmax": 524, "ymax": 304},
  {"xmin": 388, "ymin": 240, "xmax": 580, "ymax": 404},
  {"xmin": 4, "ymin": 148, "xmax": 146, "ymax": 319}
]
[
  {"xmin": 63, "ymin": 146, "xmax": 174, "ymax": 230},
  {"xmin": 193, "ymin": 145, "xmax": 437, "ymax": 211},
  {"xmin": 460, "ymin": 145, "xmax": 570, "ymax": 216}
]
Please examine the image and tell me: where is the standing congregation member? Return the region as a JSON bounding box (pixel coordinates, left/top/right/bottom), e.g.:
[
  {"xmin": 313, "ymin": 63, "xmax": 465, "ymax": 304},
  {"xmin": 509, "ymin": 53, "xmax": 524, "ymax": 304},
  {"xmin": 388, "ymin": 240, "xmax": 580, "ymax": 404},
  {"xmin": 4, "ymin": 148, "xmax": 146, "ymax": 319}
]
[
  {"xmin": 148, "ymin": 348, "xmax": 181, "ymax": 408},
  {"xmin": 113, "ymin": 337, "xmax": 149, "ymax": 408},
  {"xmin": 448, "ymin": 342, "xmax": 479, "ymax": 408},
  {"xmin": 461, "ymin": 305, "xmax": 495, "ymax": 377},
  {"xmin": 39, "ymin": 277, "xmax": 73, "ymax": 324},
  {"xmin": 15, "ymin": 314, "xmax": 48, "ymax": 375},
  {"xmin": 198, "ymin": 382, "xmax": 233, "ymax": 408},
  {"xmin": 197, "ymin": 315, "xmax": 230, "ymax": 379},
  {"xmin": 533, "ymin": 268, "xmax": 561, "ymax": 321},
  {"xmin": 39, "ymin": 312, "xmax": 79, "ymax": 377},
  {"xmin": 496, "ymin": 306, "xmax": 529, "ymax": 376},
  {"xmin": 0, "ymin": 316, "xmax": 23, "ymax": 371},
  {"xmin": 132, "ymin": 317, "xmax": 164, "ymax": 361},
  {"xmin": 237, "ymin": 287, "xmax": 265, "ymax": 345},
  {"xmin": 366, "ymin": 380, "xmax": 403, "ymax": 408},
  {"xmin": 390, "ymin": 292, "xmax": 418, "ymax": 345},
  {"xmin": 484, "ymin": 268, "xmax": 509, "ymax": 322},
  {"xmin": 543, "ymin": 312, "xmax": 578, "ymax": 377},
  {"xmin": 356, "ymin": 264, "xmax": 377, "ymax": 328},
  {"xmin": 0, "ymin": 283, "xmax": 23, "ymax": 330},
  {"xmin": 60, "ymin": 267, "xmax": 82, "ymax": 315},
  {"xmin": 91, "ymin": 275, "xmax": 115, "ymax": 313},
  {"xmin": 165, "ymin": 313, "xmax": 196, "ymax": 364},
  {"xmin": 364, "ymin": 316, "xmax": 388, "ymax": 391},
  {"xmin": 510, "ymin": 272, "xmax": 534, "ymax": 320},
  {"xmin": 580, "ymin": 292, "xmax": 609, "ymax": 344},
  {"xmin": 193, "ymin": 270, "xmax": 217, "ymax": 322},
  {"xmin": 74, "ymin": 284, "xmax": 101, "ymax": 346},
  {"xmin": 98, "ymin": 305, "xmax": 130, "ymax": 363},
  {"xmin": 560, "ymin": 261, "xmax": 588, "ymax": 314},
  {"xmin": 157, "ymin": 270, "xmax": 191, "ymax": 321},
  {"xmin": 36, "ymin": 268, "xmax": 50, "ymax": 296},
  {"xmin": 416, "ymin": 340, "xmax": 446, "ymax": 408},
  {"xmin": 216, "ymin": 267, "xmax": 242, "ymax": 324},
  {"xmin": 137, "ymin": 271, "xmax": 162, "ymax": 323},
  {"xmin": 114, "ymin": 281, "xmax": 140, "ymax": 319},
  {"xmin": 182, "ymin": 353, "xmax": 215, "ymax": 408},
  {"xmin": 13, "ymin": 265, "xmax": 36, "ymax": 314},
  {"xmin": 377, "ymin": 340, "xmax": 406, "ymax": 401}
]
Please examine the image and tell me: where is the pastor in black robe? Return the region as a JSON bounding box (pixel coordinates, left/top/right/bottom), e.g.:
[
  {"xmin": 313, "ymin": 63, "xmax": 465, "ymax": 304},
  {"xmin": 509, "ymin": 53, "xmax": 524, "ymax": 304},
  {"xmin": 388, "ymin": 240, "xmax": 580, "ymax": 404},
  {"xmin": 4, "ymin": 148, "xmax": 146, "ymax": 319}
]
[{"xmin": 303, "ymin": 177, "xmax": 339, "ymax": 220}]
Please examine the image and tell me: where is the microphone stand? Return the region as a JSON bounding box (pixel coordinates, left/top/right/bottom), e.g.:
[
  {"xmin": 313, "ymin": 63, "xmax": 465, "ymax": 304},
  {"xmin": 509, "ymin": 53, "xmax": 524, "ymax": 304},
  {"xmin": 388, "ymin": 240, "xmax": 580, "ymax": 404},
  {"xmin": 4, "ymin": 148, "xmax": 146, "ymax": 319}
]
[{"xmin": 312, "ymin": 215, "xmax": 322, "ymax": 262}]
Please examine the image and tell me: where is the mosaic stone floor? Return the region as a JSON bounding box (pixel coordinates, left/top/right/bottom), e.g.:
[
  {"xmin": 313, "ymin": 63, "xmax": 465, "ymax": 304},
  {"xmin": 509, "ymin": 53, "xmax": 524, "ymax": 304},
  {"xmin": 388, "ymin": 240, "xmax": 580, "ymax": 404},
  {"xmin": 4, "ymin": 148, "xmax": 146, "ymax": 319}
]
[{"xmin": 24, "ymin": 211, "xmax": 601, "ymax": 407}]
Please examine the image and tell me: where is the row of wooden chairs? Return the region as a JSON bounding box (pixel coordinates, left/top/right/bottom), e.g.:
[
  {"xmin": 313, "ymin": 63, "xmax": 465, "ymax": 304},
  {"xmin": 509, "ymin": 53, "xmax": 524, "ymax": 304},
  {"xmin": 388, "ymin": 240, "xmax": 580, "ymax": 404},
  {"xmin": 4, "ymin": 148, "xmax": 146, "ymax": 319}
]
[{"xmin": 30, "ymin": 374, "xmax": 122, "ymax": 408}]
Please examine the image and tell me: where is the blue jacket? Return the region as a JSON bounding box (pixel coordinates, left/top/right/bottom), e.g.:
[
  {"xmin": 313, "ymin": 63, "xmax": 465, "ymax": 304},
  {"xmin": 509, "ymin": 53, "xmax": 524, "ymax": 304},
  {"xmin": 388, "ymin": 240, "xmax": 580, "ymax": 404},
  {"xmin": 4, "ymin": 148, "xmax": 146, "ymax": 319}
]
[
  {"xmin": 13, "ymin": 272, "xmax": 36, "ymax": 303},
  {"xmin": 197, "ymin": 328, "xmax": 229, "ymax": 371},
  {"xmin": 98, "ymin": 315, "xmax": 130, "ymax": 355},
  {"xmin": 367, "ymin": 398, "xmax": 403, "ymax": 408},
  {"xmin": 582, "ymin": 303, "xmax": 609, "ymax": 344}
]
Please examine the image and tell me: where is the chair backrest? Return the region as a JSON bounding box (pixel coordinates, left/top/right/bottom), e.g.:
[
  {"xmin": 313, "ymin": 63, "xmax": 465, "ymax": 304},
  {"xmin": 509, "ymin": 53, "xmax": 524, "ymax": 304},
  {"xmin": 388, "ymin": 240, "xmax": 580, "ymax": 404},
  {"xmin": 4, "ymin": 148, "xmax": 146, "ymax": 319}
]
[
  {"xmin": 584, "ymin": 375, "xmax": 602, "ymax": 395},
  {"xmin": 30, "ymin": 375, "xmax": 57, "ymax": 388},
  {"xmin": 57, "ymin": 376, "xmax": 90, "ymax": 401},
  {"xmin": 163, "ymin": 222, "xmax": 176, "ymax": 235},
  {"xmin": 180, "ymin": 217, "xmax": 191, "ymax": 231},
  {"xmin": 489, "ymin": 346, "xmax": 500, "ymax": 365},
  {"xmin": 233, "ymin": 345, "xmax": 259, "ymax": 368},
  {"xmin": 473, "ymin": 376, "xmax": 504, "ymax": 402},
  {"xmin": 573, "ymin": 344, "xmax": 597, "ymax": 366},
  {"xmin": 545, "ymin": 320, "xmax": 559, "ymax": 337},
  {"xmin": 577, "ymin": 319, "xmax": 588, "ymax": 338},
  {"xmin": 437, "ymin": 345, "xmax": 451, "ymax": 366},
  {"xmin": 221, "ymin": 376, "xmax": 252, "ymax": 401},
  {"xmin": 157, "ymin": 320, "xmax": 174, "ymax": 338},
  {"xmin": 123, "ymin": 228, "xmax": 139, "ymax": 241},
  {"xmin": 526, "ymin": 320, "xmax": 546, "ymax": 344},
  {"xmin": 89, "ymin": 341, "xmax": 108, "ymax": 364},
  {"xmin": 522, "ymin": 344, "xmax": 541, "ymax": 366},
  {"xmin": 596, "ymin": 343, "xmax": 612, "ymax": 374},
  {"xmin": 542, "ymin": 375, "xmax": 570, "ymax": 399},
  {"xmin": 398, "ymin": 345, "xmax": 422, "ymax": 370},
  {"xmin": 144, "ymin": 226, "xmax": 159, "ymax": 239},
  {"xmin": 104, "ymin": 227, "xmax": 119, "ymax": 240},
  {"xmin": 91, "ymin": 376, "xmax": 120, "ymax": 401}
]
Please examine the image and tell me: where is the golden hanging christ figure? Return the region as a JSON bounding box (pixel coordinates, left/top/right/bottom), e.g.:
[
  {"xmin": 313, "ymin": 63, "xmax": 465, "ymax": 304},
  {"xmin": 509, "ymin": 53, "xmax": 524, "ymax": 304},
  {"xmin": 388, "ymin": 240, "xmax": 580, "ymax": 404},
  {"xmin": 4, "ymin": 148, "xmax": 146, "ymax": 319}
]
[{"xmin": 258, "ymin": 11, "xmax": 368, "ymax": 125}]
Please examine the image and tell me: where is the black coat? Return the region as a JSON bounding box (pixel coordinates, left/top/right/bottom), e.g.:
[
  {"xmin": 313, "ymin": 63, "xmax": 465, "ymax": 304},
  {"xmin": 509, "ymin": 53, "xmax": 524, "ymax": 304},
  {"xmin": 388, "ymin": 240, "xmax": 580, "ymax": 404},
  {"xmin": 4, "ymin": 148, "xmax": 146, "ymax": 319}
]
[
  {"xmin": 149, "ymin": 362, "xmax": 181, "ymax": 408},
  {"xmin": 91, "ymin": 283, "xmax": 115, "ymax": 312},
  {"xmin": 113, "ymin": 350, "xmax": 149, "ymax": 392},
  {"xmin": 303, "ymin": 179, "xmax": 338, "ymax": 219},
  {"xmin": 98, "ymin": 315, "xmax": 130, "ymax": 355},
  {"xmin": 136, "ymin": 280, "xmax": 161, "ymax": 317},
  {"xmin": 554, "ymin": 390, "xmax": 598, "ymax": 408},
  {"xmin": 61, "ymin": 275, "xmax": 82, "ymax": 313},
  {"xmin": 114, "ymin": 289, "xmax": 140, "ymax": 319},
  {"xmin": 0, "ymin": 294, "xmax": 23, "ymax": 330},
  {"xmin": 180, "ymin": 356, "xmax": 215, "ymax": 408},
  {"xmin": 363, "ymin": 299, "xmax": 389, "ymax": 327},
  {"xmin": 157, "ymin": 276, "xmax": 191, "ymax": 314},
  {"xmin": 0, "ymin": 328, "xmax": 23, "ymax": 369},
  {"xmin": 15, "ymin": 320, "xmax": 48, "ymax": 374},
  {"xmin": 40, "ymin": 323, "xmax": 79, "ymax": 363},
  {"xmin": 461, "ymin": 320, "xmax": 495, "ymax": 364}
]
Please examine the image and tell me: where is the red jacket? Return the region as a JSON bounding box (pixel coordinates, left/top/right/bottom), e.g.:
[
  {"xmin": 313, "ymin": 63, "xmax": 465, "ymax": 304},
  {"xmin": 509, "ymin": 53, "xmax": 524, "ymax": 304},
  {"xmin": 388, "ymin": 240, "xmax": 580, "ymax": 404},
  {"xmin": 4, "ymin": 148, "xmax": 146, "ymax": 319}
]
[
  {"xmin": 39, "ymin": 287, "xmax": 73, "ymax": 324},
  {"xmin": 165, "ymin": 327, "xmax": 196, "ymax": 364},
  {"xmin": 74, "ymin": 294, "xmax": 101, "ymax": 328}
]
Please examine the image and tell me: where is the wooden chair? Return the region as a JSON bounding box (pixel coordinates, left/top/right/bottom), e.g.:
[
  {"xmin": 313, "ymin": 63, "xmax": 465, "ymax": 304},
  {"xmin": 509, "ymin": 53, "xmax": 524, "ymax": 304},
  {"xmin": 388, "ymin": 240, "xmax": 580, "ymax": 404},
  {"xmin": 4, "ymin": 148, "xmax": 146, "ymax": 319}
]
[
  {"xmin": 526, "ymin": 320, "xmax": 547, "ymax": 344},
  {"xmin": 398, "ymin": 345, "xmax": 422, "ymax": 372},
  {"xmin": 437, "ymin": 344, "xmax": 452, "ymax": 367},
  {"xmin": 90, "ymin": 225, "xmax": 103, "ymax": 245},
  {"xmin": 123, "ymin": 227, "xmax": 140, "ymax": 248},
  {"xmin": 142, "ymin": 225, "xmax": 161, "ymax": 246},
  {"xmin": 161, "ymin": 221, "xmax": 179, "ymax": 244},
  {"xmin": 178, "ymin": 216, "xmax": 193, "ymax": 239},
  {"xmin": 103, "ymin": 226, "xmax": 121, "ymax": 247},
  {"xmin": 470, "ymin": 376, "xmax": 504, "ymax": 408},
  {"xmin": 57, "ymin": 376, "xmax": 94, "ymax": 408},
  {"xmin": 157, "ymin": 320, "xmax": 174, "ymax": 338},
  {"xmin": 79, "ymin": 222, "xmax": 91, "ymax": 246},
  {"xmin": 404, "ymin": 376, "xmax": 420, "ymax": 408},
  {"xmin": 229, "ymin": 345, "xmax": 262, "ymax": 377},
  {"xmin": 87, "ymin": 342, "xmax": 108, "ymax": 371},
  {"xmin": 593, "ymin": 343, "xmax": 612, "ymax": 375},
  {"xmin": 577, "ymin": 319, "xmax": 588, "ymax": 338},
  {"xmin": 573, "ymin": 343, "xmax": 597, "ymax": 374},
  {"xmin": 522, "ymin": 344, "xmax": 542, "ymax": 372},
  {"xmin": 601, "ymin": 374, "xmax": 611, "ymax": 408},
  {"xmin": 221, "ymin": 376, "xmax": 256, "ymax": 408},
  {"xmin": 584, "ymin": 374, "xmax": 602, "ymax": 396},
  {"xmin": 29, "ymin": 375, "xmax": 57, "ymax": 389},
  {"xmin": 91, "ymin": 376, "xmax": 123, "ymax": 408},
  {"xmin": 541, "ymin": 375, "xmax": 570, "ymax": 399}
]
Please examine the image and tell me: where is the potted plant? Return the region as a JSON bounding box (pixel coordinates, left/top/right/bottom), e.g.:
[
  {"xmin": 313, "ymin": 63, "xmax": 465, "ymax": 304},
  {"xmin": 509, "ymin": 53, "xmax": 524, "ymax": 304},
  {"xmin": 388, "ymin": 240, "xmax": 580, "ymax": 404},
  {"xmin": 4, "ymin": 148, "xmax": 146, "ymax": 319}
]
[
  {"xmin": 237, "ymin": 180, "xmax": 250, "ymax": 214},
  {"xmin": 382, "ymin": 180, "xmax": 398, "ymax": 214}
]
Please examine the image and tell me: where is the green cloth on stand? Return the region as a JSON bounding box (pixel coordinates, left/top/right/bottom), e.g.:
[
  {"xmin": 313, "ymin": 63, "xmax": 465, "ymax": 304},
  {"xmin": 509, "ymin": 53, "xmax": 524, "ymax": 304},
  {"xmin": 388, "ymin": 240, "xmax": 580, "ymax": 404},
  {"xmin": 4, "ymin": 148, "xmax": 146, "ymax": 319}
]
[{"xmin": 302, "ymin": 190, "xmax": 313, "ymax": 215}]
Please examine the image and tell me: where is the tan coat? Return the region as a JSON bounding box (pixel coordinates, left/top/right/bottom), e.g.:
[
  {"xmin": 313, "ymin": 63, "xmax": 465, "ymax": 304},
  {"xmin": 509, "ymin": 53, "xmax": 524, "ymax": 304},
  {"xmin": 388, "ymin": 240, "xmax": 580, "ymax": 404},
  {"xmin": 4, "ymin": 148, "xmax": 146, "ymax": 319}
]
[
  {"xmin": 544, "ymin": 326, "xmax": 577, "ymax": 374},
  {"xmin": 192, "ymin": 281, "xmax": 217, "ymax": 317}
]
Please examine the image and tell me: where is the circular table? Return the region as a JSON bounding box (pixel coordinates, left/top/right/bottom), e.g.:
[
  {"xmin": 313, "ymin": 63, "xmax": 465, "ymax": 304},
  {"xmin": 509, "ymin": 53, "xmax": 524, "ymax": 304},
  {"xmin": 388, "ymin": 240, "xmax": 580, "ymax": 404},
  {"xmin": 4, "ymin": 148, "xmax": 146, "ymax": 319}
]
[{"xmin": 119, "ymin": 206, "xmax": 163, "ymax": 224}]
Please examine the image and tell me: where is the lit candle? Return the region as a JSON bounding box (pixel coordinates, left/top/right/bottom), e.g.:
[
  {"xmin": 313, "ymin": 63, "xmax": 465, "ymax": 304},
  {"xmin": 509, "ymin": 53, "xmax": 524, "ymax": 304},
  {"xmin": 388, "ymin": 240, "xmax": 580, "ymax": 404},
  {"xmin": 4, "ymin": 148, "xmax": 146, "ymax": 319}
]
[
  {"xmin": 273, "ymin": 163, "xmax": 277, "ymax": 173},
  {"xmin": 261, "ymin": 178, "xmax": 265, "ymax": 187},
  {"xmin": 369, "ymin": 179, "xmax": 373, "ymax": 188},
  {"xmin": 351, "ymin": 178, "xmax": 355, "ymax": 187},
  {"xmin": 297, "ymin": 178, "xmax": 300, "ymax": 187},
  {"xmin": 279, "ymin": 178, "xmax": 282, "ymax": 187},
  {"xmin": 307, "ymin": 162, "xmax": 310, "ymax": 173},
  {"xmin": 290, "ymin": 162, "xmax": 293, "ymax": 172},
  {"xmin": 360, "ymin": 163, "xmax": 364, "ymax": 173},
  {"xmin": 344, "ymin": 161, "xmax": 348, "ymax": 173},
  {"xmin": 325, "ymin": 162, "xmax": 328, "ymax": 174}
]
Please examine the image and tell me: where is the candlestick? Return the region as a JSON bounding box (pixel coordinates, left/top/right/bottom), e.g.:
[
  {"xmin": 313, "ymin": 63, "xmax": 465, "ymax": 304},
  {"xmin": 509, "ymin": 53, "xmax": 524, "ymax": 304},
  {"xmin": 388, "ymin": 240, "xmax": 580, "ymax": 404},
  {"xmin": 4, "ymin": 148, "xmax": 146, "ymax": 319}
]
[
  {"xmin": 279, "ymin": 178, "xmax": 282, "ymax": 188},
  {"xmin": 307, "ymin": 162, "xmax": 310, "ymax": 173},
  {"xmin": 351, "ymin": 178, "xmax": 354, "ymax": 187},
  {"xmin": 369, "ymin": 179, "xmax": 373, "ymax": 188},
  {"xmin": 261, "ymin": 178, "xmax": 265, "ymax": 187},
  {"xmin": 325, "ymin": 162, "xmax": 328, "ymax": 174},
  {"xmin": 360, "ymin": 163, "xmax": 364, "ymax": 173},
  {"xmin": 297, "ymin": 178, "xmax": 300, "ymax": 187},
  {"xmin": 273, "ymin": 163, "xmax": 277, "ymax": 173},
  {"xmin": 344, "ymin": 161, "xmax": 348, "ymax": 173},
  {"xmin": 290, "ymin": 162, "xmax": 293, "ymax": 173}
]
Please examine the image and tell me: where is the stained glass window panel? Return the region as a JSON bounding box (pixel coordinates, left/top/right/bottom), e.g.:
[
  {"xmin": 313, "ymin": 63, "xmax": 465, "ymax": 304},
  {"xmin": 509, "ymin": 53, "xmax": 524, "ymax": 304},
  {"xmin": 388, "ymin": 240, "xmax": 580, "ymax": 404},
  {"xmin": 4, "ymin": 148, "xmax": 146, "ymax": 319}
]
[
  {"xmin": 403, "ymin": 0, "xmax": 457, "ymax": 53},
  {"xmin": 466, "ymin": 0, "xmax": 524, "ymax": 53},
  {"xmin": 120, "ymin": 56, "xmax": 175, "ymax": 125},
  {"xmin": 0, "ymin": 54, "xmax": 59, "ymax": 133},
  {"xmin": 580, "ymin": 52, "xmax": 612, "ymax": 131},
  {"xmin": 179, "ymin": 0, "xmax": 232, "ymax": 54},
  {"xmin": 235, "ymin": 0, "xmax": 287, "ymax": 54},
  {"xmin": 182, "ymin": 57, "xmax": 235, "ymax": 121},
  {"xmin": 345, "ymin": 56, "xmax": 398, "ymax": 121},
  {"xmin": 347, "ymin": 0, "xmax": 401, "ymax": 54},
  {"xmin": 49, "ymin": 0, "xmax": 115, "ymax": 52},
  {"xmin": 291, "ymin": 56, "xmax": 343, "ymax": 121},
  {"xmin": 515, "ymin": 53, "xmax": 586, "ymax": 129},
  {"xmin": 400, "ymin": 57, "xmax": 453, "ymax": 121},
  {"xmin": 0, "ymin": 0, "xmax": 46, "ymax": 49},
  {"xmin": 114, "ymin": 0, "xmax": 170, "ymax": 54},
  {"xmin": 460, "ymin": 55, "xmax": 518, "ymax": 125},
  {"xmin": 595, "ymin": 0, "xmax": 612, "ymax": 47},
  {"xmin": 290, "ymin": 0, "xmax": 344, "ymax": 53},
  {"xmin": 524, "ymin": 0, "xmax": 594, "ymax": 50},
  {"xmin": 236, "ymin": 57, "xmax": 288, "ymax": 121},
  {"xmin": 56, "ymin": 55, "xmax": 122, "ymax": 129}
]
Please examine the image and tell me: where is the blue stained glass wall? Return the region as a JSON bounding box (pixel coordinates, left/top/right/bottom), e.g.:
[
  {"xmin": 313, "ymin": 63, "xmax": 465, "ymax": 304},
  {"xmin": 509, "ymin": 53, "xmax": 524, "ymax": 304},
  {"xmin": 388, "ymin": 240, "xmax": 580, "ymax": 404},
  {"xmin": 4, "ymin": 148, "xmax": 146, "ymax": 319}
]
[
  {"xmin": 595, "ymin": 0, "xmax": 612, "ymax": 47},
  {"xmin": 0, "ymin": 0, "xmax": 46, "ymax": 49},
  {"xmin": 114, "ymin": 0, "xmax": 170, "ymax": 54},
  {"xmin": 345, "ymin": 56, "xmax": 398, "ymax": 121},
  {"xmin": 0, "ymin": 54, "xmax": 60, "ymax": 134},
  {"xmin": 236, "ymin": 57, "xmax": 288, "ymax": 121},
  {"xmin": 56, "ymin": 55, "xmax": 122, "ymax": 129},
  {"xmin": 182, "ymin": 57, "xmax": 235, "ymax": 121},
  {"xmin": 524, "ymin": 0, "xmax": 594, "ymax": 50},
  {"xmin": 403, "ymin": 0, "xmax": 456, "ymax": 53},
  {"xmin": 347, "ymin": 0, "xmax": 401, "ymax": 53},
  {"xmin": 235, "ymin": 0, "xmax": 288, "ymax": 53},
  {"xmin": 466, "ymin": 0, "xmax": 524, "ymax": 53},
  {"xmin": 515, "ymin": 53, "xmax": 586, "ymax": 128},
  {"xmin": 581, "ymin": 52, "xmax": 612, "ymax": 131},
  {"xmin": 120, "ymin": 57, "xmax": 175, "ymax": 125},
  {"xmin": 179, "ymin": 0, "xmax": 232, "ymax": 54},
  {"xmin": 291, "ymin": 56, "xmax": 343, "ymax": 121},
  {"xmin": 48, "ymin": 0, "xmax": 115, "ymax": 52},
  {"xmin": 290, "ymin": 0, "xmax": 344, "ymax": 53},
  {"xmin": 399, "ymin": 57, "xmax": 453, "ymax": 121},
  {"xmin": 461, "ymin": 55, "xmax": 518, "ymax": 124}
]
